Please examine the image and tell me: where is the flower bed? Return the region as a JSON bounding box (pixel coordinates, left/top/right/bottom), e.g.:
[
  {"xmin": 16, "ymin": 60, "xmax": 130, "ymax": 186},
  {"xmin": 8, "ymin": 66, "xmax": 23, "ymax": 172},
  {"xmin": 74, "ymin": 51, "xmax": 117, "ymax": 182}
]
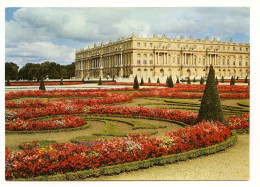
[
  {"xmin": 5, "ymin": 82, "xmax": 84, "ymax": 86},
  {"xmin": 225, "ymin": 113, "xmax": 249, "ymax": 131},
  {"xmin": 5, "ymin": 115, "xmax": 86, "ymax": 131},
  {"xmin": 5, "ymin": 120, "xmax": 231, "ymax": 180}
]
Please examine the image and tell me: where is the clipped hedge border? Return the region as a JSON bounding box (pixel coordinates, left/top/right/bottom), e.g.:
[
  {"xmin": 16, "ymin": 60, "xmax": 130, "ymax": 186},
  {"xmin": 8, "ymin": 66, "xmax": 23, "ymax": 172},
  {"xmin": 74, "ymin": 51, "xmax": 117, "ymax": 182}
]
[
  {"xmin": 5, "ymin": 122, "xmax": 90, "ymax": 134},
  {"xmin": 12, "ymin": 131, "xmax": 238, "ymax": 181}
]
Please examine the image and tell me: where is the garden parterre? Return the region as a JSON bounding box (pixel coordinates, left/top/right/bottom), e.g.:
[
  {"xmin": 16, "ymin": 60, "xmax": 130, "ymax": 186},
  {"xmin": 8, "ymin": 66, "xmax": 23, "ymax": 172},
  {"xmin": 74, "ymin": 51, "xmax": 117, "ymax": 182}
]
[{"xmin": 5, "ymin": 84, "xmax": 250, "ymax": 180}]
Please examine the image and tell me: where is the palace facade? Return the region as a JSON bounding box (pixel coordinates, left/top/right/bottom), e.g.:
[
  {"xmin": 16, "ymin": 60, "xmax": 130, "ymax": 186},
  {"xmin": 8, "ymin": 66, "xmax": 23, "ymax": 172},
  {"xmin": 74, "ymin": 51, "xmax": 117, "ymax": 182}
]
[{"xmin": 75, "ymin": 33, "xmax": 250, "ymax": 80}]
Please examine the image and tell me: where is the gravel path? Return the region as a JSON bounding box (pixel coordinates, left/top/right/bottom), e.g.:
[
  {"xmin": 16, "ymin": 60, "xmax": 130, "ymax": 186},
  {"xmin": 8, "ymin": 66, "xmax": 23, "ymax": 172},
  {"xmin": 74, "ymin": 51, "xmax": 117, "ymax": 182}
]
[{"xmin": 86, "ymin": 134, "xmax": 249, "ymax": 181}]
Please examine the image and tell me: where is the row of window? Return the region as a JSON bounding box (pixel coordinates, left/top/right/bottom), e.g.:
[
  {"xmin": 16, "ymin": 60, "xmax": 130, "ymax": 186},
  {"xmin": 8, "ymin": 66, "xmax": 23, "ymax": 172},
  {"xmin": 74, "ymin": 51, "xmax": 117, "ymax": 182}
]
[{"xmin": 136, "ymin": 42, "xmax": 249, "ymax": 52}]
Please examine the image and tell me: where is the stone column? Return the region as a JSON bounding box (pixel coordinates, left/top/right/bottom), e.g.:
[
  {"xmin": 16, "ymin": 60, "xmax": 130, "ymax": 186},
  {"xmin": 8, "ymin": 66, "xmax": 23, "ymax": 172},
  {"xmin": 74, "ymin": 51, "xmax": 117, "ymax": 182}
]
[
  {"xmin": 120, "ymin": 52, "xmax": 123, "ymax": 77},
  {"xmin": 100, "ymin": 55, "xmax": 103, "ymax": 78},
  {"xmin": 184, "ymin": 53, "xmax": 186, "ymax": 65}
]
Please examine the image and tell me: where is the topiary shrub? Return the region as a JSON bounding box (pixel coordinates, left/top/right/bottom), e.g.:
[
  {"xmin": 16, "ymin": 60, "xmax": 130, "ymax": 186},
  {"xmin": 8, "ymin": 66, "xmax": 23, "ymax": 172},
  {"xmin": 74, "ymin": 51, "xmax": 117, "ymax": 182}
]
[
  {"xmin": 60, "ymin": 77, "xmax": 63, "ymax": 85},
  {"xmin": 200, "ymin": 77, "xmax": 204, "ymax": 84},
  {"xmin": 98, "ymin": 77, "xmax": 102, "ymax": 85},
  {"xmin": 6, "ymin": 78, "xmax": 11, "ymax": 86},
  {"xmin": 230, "ymin": 76, "xmax": 234, "ymax": 85},
  {"xmin": 157, "ymin": 77, "xmax": 160, "ymax": 83},
  {"xmin": 140, "ymin": 77, "xmax": 144, "ymax": 86},
  {"xmin": 176, "ymin": 77, "xmax": 179, "ymax": 83},
  {"xmin": 193, "ymin": 77, "xmax": 196, "ymax": 83},
  {"xmin": 133, "ymin": 75, "xmax": 139, "ymax": 89},
  {"xmin": 166, "ymin": 77, "xmax": 169, "ymax": 87},
  {"xmin": 82, "ymin": 77, "xmax": 84, "ymax": 82},
  {"xmin": 168, "ymin": 75, "xmax": 174, "ymax": 88},
  {"xmin": 187, "ymin": 77, "xmax": 191, "ymax": 84},
  {"xmin": 148, "ymin": 77, "xmax": 151, "ymax": 83},
  {"xmin": 221, "ymin": 76, "xmax": 225, "ymax": 83},
  {"xmin": 39, "ymin": 77, "xmax": 46, "ymax": 91},
  {"xmin": 245, "ymin": 76, "xmax": 248, "ymax": 83},
  {"xmin": 197, "ymin": 65, "xmax": 225, "ymax": 123}
]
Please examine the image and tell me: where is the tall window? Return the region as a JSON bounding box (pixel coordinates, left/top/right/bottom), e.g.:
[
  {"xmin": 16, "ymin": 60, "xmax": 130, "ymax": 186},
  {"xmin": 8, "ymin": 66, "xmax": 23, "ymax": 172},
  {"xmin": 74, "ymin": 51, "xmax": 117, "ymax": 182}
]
[
  {"xmin": 246, "ymin": 58, "xmax": 248, "ymax": 66},
  {"xmin": 194, "ymin": 56, "xmax": 197, "ymax": 65},
  {"xmin": 240, "ymin": 47, "xmax": 242, "ymax": 51},
  {"xmin": 223, "ymin": 46, "xmax": 225, "ymax": 50},
  {"xmin": 177, "ymin": 56, "xmax": 180, "ymax": 64},
  {"xmin": 203, "ymin": 56, "xmax": 205, "ymax": 65},
  {"xmin": 143, "ymin": 54, "xmax": 147, "ymax": 64},
  {"xmin": 149, "ymin": 54, "xmax": 153, "ymax": 64},
  {"xmin": 150, "ymin": 43, "xmax": 153, "ymax": 47},
  {"xmin": 233, "ymin": 56, "xmax": 236, "ymax": 66},
  {"xmin": 227, "ymin": 57, "xmax": 230, "ymax": 65},
  {"xmin": 167, "ymin": 55, "xmax": 171, "ymax": 64},
  {"xmin": 186, "ymin": 56, "xmax": 188, "ymax": 64},
  {"xmin": 233, "ymin": 47, "xmax": 236, "ymax": 51},
  {"xmin": 246, "ymin": 48, "xmax": 248, "ymax": 52},
  {"xmin": 137, "ymin": 42, "xmax": 140, "ymax": 47},
  {"xmin": 218, "ymin": 56, "xmax": 220, "ymax": 65},
  {"xmin": 239, "ymin": 57, "xmax": 242, "ymax": 66},
  {"xmin": 144, "ymin": 43, "xmax": 146, "ymax": 47},
  {"xmin": 137, "ymin": 53, "xmax": 141, "ymax": 64},
  {"xmin": 223, "ymin": 57, "xmax": 225, "ymax": 65}
]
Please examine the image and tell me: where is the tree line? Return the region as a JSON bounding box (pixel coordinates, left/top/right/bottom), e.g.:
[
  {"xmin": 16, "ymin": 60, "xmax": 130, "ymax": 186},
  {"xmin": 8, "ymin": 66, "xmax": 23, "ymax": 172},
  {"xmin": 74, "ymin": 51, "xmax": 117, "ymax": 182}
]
[{"xmin": 5, "ymin": 61, "xmax": 75, "ymax": 81}]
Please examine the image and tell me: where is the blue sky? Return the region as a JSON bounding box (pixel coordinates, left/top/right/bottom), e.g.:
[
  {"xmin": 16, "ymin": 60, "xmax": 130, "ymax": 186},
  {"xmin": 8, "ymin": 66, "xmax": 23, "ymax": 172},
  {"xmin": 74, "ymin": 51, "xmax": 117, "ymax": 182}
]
[{"xmin": 5, "ymin": 7, "xmax": 250, "ymax": 68}]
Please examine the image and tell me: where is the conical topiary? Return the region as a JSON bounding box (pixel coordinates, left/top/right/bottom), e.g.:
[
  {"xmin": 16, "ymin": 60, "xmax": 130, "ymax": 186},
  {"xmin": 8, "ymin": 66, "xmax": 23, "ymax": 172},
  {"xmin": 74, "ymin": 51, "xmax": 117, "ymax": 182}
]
[
  {"xmin": 193, "ymin": 77, "xmax": 196, "ymax": 83},
  {"xmin": 221, "ymin": 76, "xmax": 224, "ymax": 83},
  {"xmin": 6, "ymin": 78, "xmax": 11, "ymax": 86},
  {"xmin": 157, "ymin": 77, "xmax": 160, "ymax": 83},
  {"xmin": 176, "ymin": 77, "xmax": 179, "ymax": 83},
  {"xmin": 140, "ymin": 77, "xmax": 144, "ymax": 86},
  {"xmin": 98, "ymin": 77, "xmax": 102, "ymax": 85},
  {"xmin": 39, "ymin": 77, "xmax": 46, "ymax": 91},
  {"xmin": 60, "ymin": 77, "xmax": 63, "ymax": 85},
  {"xmin": 112, "ymin": 76, "xmax": 115, "ymax": 82},
  {"xmin": 166, "ymin": 76, "xmax": 169, "ymax": 87},
  {"xmin": 148, "ymin": 77, "xmax": 151, "ymax": 83},
  {"xmin": 187, "ymin": 77, "xmax": 191, "ymax": 84},
  {"xmin": 216, "ymin": 76, "xmax": 218, "ymax": 85},
  {"xmin": 230, "ymin": 76, "xmax": 234, "ymax": 85},
  {"xmin": 197, "ymin": 65, "xmax": 224, "ymax": 123},
  {"xmin": 245, "ymin": 76, "xmax": 248, "ymax": 83},
  {"xmin": 200, "ymin": 76, "xmax": 204, "ymax": 84},
  {"xmin": 82, "ymin": 77, "xmax": 84, "ymax": 82},
  {"xmin": 133, "ymin": 75, "xmax": 139, "ymax": 89},
  {"xmin": 168, "ymin": 75, "xmax": 174, "ymax": 88}
]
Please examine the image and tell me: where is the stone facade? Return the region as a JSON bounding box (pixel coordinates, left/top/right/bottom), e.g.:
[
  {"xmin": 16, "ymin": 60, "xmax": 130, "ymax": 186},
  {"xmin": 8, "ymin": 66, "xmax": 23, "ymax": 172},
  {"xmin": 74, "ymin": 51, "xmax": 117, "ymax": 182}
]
[{"xmin": 75, "ymin": 33, "xmax": 250, "ymax": 81}]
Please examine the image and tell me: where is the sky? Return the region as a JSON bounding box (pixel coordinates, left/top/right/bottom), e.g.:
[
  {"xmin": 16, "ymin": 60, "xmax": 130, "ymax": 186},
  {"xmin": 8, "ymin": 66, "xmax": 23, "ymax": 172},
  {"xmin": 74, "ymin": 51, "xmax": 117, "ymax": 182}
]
[{"xmin": 5, "ymin": 7, "xmax": 250, "ymax": 68}]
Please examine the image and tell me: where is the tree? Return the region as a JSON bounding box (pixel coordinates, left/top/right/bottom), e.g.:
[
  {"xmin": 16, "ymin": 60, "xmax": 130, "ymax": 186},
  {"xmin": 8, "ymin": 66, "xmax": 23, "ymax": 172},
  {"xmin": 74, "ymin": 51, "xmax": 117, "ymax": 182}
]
[
  {"xmin": 148, "ymin": 77, "xmax": 151, "ymax": 83},
  {"xmin": 168, "ymin": 75, "xmax": 174, "ymax": 88},
  {"xmin": 140, "ymin": 77, "xmax": 144, "ymax": 85},
  {"xmin": 157, "ymin": 77, "xmax": 160, "ymax": 83},
  {"xmin": 187, "ymin": 77, "xmax": 191, "ymax": 84},
  {"xmin": 98, "ymin": 77, "xmax": 102, "ymax": 85},
  {"xmin": 193, "ymin": 77, "xmax": 196, "ymax": 83},
  {"xmin": 197, "ymin": 65, "xmax": 224, "ymax": 123},
  {"xmin": 166, "ymin": 76, "xmax": 169, "ymax": 87},
  {"xmin": 39, "ymin": 77, "xmax": 46, "ymax": 91},
  {"xmin": 216, "ymin": 76, "xmax": 218, "ymax": 85},
  {"xmin": 221, "ymin": 76, "xmax": 225, "ymax": 83},
  {"xmin": 230, "ymin": 76, "xmax": 235, "ymax": 85},
  {"xmin": 245, "ymin": 76, "xmax": 248, "ymax": 83},
  {"xmin": 112, "ymin": 76, "xmax": 115, "ymax": 82},
  {"xmin": 133, "ymin": 75, "xmax": 139, "ymax": 89},
  {"xmin": 176, "ymin": 77, "xmax": 180, "ymax": 83},
  {"xmin": 6, "ymin": 78, "xmax": 11, "ymax": 86},
  {"xmin": 5, "ymin": 62, "xmax": 19, "ymax": 80},
  {"xmin": 60, "ymin": 77, "xmax": 63, "ymax": 85},
  {"xmin": 200, "ymin": 77, "xmax": 204, "ymax": 84}
]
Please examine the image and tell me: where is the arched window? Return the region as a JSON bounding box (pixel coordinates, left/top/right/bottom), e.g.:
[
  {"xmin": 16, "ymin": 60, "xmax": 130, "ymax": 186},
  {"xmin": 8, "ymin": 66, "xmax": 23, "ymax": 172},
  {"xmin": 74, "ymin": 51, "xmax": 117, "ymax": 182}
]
[
  {"xmin": 239, "ymin": 57, "xmax": 242, "ymax": 66},
  {"xmin": 137, "ymin": 54, "xmax": 141, "ymax": 64},
  {"xmin": 227, "ymin": 57, "xmax": 230, "ymax": 65},
  {"xmin": 160, "ymin": 69, "xmax": 164, "ymax": 77},
  {"xmin": 143, "ymin": 54, "xmax": 147, "ymax": 64},
  {"xmin": 150, "ymin": 69, "xmax": 153, "ymax": 77},
  {"xmin": 137, "ymin": 69, "xmax": 141, "ymax": 77},
  {"xmin": 144, "ymin": 69, "xmax": 148, "ymax": 78},
  {"xmin": 149, "ymin": 54, "xmax": 153, "ymax": 64}
]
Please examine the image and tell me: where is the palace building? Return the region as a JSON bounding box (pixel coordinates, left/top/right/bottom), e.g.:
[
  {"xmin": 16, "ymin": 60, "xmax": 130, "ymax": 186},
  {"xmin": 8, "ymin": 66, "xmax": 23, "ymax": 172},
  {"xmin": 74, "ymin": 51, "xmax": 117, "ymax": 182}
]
[{"xmin": 75, "ymin": 33, "xmax": 250, "ymax": 81}]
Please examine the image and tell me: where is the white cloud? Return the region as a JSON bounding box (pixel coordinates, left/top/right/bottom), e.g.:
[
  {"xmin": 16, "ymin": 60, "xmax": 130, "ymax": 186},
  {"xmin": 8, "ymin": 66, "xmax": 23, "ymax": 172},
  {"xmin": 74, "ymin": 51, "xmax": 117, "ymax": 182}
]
[{"xmin": 6, "ymin": 42, "xmax": 75, "ymax": 66}]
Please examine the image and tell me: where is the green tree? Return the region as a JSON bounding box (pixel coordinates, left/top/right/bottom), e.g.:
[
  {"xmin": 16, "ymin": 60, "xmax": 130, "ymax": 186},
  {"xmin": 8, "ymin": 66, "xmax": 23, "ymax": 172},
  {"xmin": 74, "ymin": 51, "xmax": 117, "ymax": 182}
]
[
  {"xmin": 200, "ymin": 77, "xmax": 204, "ymax": 84},
  {"xmin": 98, "ymin": 77, "xmax": 102, "ymax": 85},
  {"xmin": 187, "ymin": 77, "xmax": 191, "ymax": 84},
  {"xmin": 60, "ymin": 77, "xmax": 63, "ymax": 85},
  {"xmin": 176, "ymin": 77, "xmax": 179, "ymax": 83},
  {"xmin": 5, "ymin": 62, "xmax": 19, "ymax": 80},
  {"xmin": 193, "ymin": 77, "xmax": 196, "ymax": 83},
  {"xmin": 6, "ymin": 78, "xmax": 11, "ymax": 86},
  {"xmin": 245, "ymin": 76, "xmax": 248, "ymax": 83},
  {"xmin": 148, "ymin": 77, "xmax": 151, "ymax": 83},
  {"xmin": 133, "ymin": 75, "xmax": 139, "ymax": 89},
  {"xmin": 157, "ymin": 77, "xmax": 160, "ymax": 83},
  {"xmin": 166, "ymin": 76, "xmax": 169, "ymax": 87},
  {"xmin": 39, "ymin": 77, "xmax": 46, "ymax": 91},
  {"xmin": 197, "ymin": 65, "xmax": 224, "ymax": 123},
  {"xmin": 216, "ymin": 76, "xmax": 218, "ymax": 85},
  {"xmin": 221, "ymin": 76, "xmax": 225, "ymax": 83},
  {"xmin": 140, "ymin": 77, "xmax": 144, "ymax": 85},
  {"xmin": 168, "ymin": 75, "xmax": 174, "ymax": 88}
]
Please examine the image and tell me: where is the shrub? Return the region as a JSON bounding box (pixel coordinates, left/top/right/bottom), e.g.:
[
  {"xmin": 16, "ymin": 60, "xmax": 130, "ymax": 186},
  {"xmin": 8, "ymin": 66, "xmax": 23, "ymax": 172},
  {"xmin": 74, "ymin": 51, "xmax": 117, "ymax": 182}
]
[
  {"xmin": 98, "ymin": 77, "xmax": 102, "ymax": 85},
  {"xmin": 197, "ymin": 65, "xmax": 225, "ymax": 123},
  {"xmin": 168, "ymin": 76, "xmax": 174, "ymax": 88},
  {"xmin": 157, "ymin": 77, "xmax": 160, "ymax": 83},
  {"xmin": 200, "ymin": 77, "xmax": 204, "ymax": 84},
  {"xmin": 6, "ymin": 78, "xmax": 11, "ymax": 86},
  {"xmin": 39, "ymin": 77, "xmax": 46, "ymax": 91},
  {"xmin": 133, "ymin": 75, "xmax": 139, "ymax": 89},
  {"xmin": 176, "ymin": 77, "xmax": 179, "ymax": 83},
  {"xmin": 148, "ymin": 77, "xmax": 151, "ymax": 83},
  {"xmin": 166, "ymin": 77, "xmax": 169, "ymax": 87},
  {"xmin": 140, "ymin": 77, "xmax": 144, "ymax": 86},
  {"xmin": 216, "ymin": 76, "xmax": 218, "ymax": 85},
  {"xmin": 221, "ymin": 76, "xmax": 225, "ymax": 83},
  {"xmin": 245, "ymin": 76, "xmax": 248, "ymax": 83},
  {"xmin": 187, "ymin": 77, "xmax": 191, "ymax": 84},
  {"xmin": 193, "ymin": 77, "xmax": 196, "ymax": 83},
  {"xmin": 60, "ymin": 77, "xmax": 63, "ymax": 85}
]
